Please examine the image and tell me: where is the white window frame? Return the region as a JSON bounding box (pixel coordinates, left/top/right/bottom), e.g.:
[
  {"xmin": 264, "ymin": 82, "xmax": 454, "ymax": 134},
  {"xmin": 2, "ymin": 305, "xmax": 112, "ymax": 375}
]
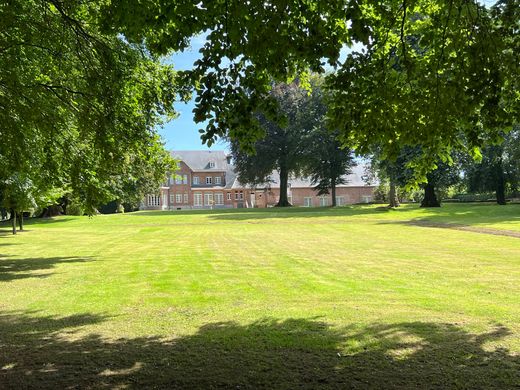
[
  {"xmin": 336, "ymin": 196, "xmax": 345, "ymax": 206},
  {"xmin": 194, "ymin": 192, "xmax": 202, "ymax": 206},
  {"xmin": 319, "ymin": 196, "xmax": 328, "ymax": 207},
  {"xmin": 215, "ymin": 176, "xmax": 221, "ymax": 185},
  {"xmin": 361, "ymin": 195, "xmax": 372, "ymax": 203},
  {"xmin": 176, "ymin": 194, "xmax": 182, "ymax": 203},
  {"xmin": 204, "ymin": 192, "xmax": 213, "ymax": 206},
  {"xmin": 169, "ymin": 194, "xmax": 174, "ymax": 204},
  {"xmin": 227, "ymin": 192, "xmax": 231, "ymax": 201},
  {"xmin": 304, "ymin": 197, "xmax": 312, "ymax": 207},
  {"xmin": 206, "ymin": 177, "xmax": 212, "ymax": 185},
  {"xmin": 209, "ymin": 161, "xmax": 215, "ymax": 168},
  {"xmin": 183, "ymin": 193, "xmax": 188, "ymax": 203},
  {"xmin": 193, "ymin": 176, "xmax": 200, "ymax": 185},
  {"xmin": 147, "ymin": 194, "xmax": 161, "ymax": 207},
  {"xmin": 215, "ymin": 192, "xmax": 224, "ymax": 205},
  {"xmin": 183, "ymin": 175, "xmax": 188, "ymax": 184}
]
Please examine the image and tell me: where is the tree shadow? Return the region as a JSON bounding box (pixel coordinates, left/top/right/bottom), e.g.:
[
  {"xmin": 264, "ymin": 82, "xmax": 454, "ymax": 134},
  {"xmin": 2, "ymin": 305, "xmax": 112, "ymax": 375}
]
[
  {"xmin": 0, "ymin": 255, "xmax": 93, "ymax": 282},
  {"xmin": 135, "ymin": 206, "xmax": 396, "ymax": 221},
  {"xmin": 0, "ymin": 311, "xmax": 518, "ymax": 389},
  {"xmin": 134, "ymin": 203, "xmax": 520, "ymax": 226}
]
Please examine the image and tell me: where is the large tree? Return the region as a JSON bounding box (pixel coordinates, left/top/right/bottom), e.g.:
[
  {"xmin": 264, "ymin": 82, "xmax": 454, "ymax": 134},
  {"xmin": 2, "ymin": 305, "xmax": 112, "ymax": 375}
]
[
  {"xmin": 301, "ymin": 77, "xmax": 357, "ymax": 207},
  {"xmin": 1, "ymin": 0, "xmax": 178, "ymax": 231},
  {"xmin": 464, "ymin": 128, "xmax": 520, "ymax": 205},
  {"xmin": 100, "ymin": 0, "xmax": 518, "ymax": 178},
  {"xmin": 230, "ymin": 83, "xmax": 309, "ymax": 207}
]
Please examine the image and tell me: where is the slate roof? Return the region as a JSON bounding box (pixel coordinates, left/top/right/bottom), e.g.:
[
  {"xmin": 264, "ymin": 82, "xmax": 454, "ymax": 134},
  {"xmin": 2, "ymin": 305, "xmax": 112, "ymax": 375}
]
[
  {"xmin": 234, "ymin": 164, "xmax": 375, "ymax": 189},
  {"xmin": 170, "ymin": 150, "xmax": 376, "ymax": 189},
  {"xmin": 171, "ymin": 150, "xmax": 229, "ymax": 171}
]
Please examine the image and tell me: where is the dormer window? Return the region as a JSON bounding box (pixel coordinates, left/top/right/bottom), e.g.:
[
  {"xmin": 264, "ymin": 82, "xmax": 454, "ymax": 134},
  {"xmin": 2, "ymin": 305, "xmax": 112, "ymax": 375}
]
[{"xmin": 209, "ymin": 161, "xmax": 215, "ymax": 168}]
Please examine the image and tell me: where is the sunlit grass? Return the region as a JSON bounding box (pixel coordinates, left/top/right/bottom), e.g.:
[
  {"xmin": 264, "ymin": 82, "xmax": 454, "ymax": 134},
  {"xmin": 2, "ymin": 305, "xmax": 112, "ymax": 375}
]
[{"xmin": 0, "ymin": 203, "xmax": 519, "ymax": 388}]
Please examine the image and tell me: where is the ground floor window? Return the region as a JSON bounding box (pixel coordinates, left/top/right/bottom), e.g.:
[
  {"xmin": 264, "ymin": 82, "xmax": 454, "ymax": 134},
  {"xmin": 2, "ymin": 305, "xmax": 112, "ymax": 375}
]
[
  {"xmin": 183, "ymin": 193, "xmax": 188, "ymax": 203},
  {"xmin": 204, "ymin": 192, "xmax": 213, "ymax": 206},
  {"xmin": 227, "ymin": 192, "xmax": 231, "ymax": 201},
  {"xmin": 319, "ymin": 196, "xmax": 328, "ymax": 207},
  {"xmin": 215, "ymin": 192, "xmax": 224, "ymax": 205},
  {"xmin": 194, "ymin": 192, "xmax": 202, "ymax": 206},
  {"xmin": 169, "ymin": 194, "xmax": 174, "ymax": 204},
  {"xmin": 176, "ymin": 194, "xmax": 182, "ymax": 203},
  {"xmin": 361, "ymin": 195, "xmax": 372, "ymax": 203},
  {"xmin": 147, "ymin": 194, "xmax": 161, "ymax": 207},
  {"xmin": 304, "ymin": 197, "xmax": 312, "ymax": 207},
  {"xmin": 335, "ymin": 196, "xmax": 345, "ymax": 206}
]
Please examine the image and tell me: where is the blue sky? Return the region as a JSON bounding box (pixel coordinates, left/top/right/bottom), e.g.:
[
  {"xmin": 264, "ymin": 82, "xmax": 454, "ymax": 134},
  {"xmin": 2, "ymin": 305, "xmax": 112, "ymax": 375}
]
[{"xmin": 159, "ymin": 39, "xmax": 358, "ymax": 152}]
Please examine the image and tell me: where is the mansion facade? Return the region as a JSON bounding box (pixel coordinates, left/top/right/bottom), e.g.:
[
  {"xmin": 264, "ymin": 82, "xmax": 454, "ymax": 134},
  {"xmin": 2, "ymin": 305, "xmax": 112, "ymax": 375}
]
[{"xmin": 141, "ymin": 150, "xmax": 376, "ymax": 210}]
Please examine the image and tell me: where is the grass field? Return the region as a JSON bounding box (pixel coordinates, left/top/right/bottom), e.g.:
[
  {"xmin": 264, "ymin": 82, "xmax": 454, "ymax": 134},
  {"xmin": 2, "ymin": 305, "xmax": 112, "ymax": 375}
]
[{"xmin": 1, "ymin": 203, "xmax": 519, "ymax": 389}]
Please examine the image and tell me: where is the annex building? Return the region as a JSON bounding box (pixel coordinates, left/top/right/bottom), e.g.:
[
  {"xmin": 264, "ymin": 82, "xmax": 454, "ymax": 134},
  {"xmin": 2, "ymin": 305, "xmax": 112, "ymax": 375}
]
[{"xmin": 141, "ymin": 150, "xmax": 376, "ymax": 210}]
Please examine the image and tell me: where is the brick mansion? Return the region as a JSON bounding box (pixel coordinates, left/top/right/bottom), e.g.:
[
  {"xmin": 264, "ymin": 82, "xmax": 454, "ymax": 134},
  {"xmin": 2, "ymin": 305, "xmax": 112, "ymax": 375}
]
[{"xmin": 141, "ymin": 150, "xmax": 376, "ymax": 210}]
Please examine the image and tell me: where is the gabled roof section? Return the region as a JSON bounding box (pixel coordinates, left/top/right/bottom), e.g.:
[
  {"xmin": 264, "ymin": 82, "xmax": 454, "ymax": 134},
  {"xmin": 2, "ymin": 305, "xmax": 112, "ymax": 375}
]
[{"xmin": 171, "ymin": 150, "xmax": 229, "ymax": 172}]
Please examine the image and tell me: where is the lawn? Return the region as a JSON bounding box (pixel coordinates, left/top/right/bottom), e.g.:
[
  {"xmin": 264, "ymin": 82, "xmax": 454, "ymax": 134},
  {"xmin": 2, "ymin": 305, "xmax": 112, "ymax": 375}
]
[{"xmin": 1, "ymin": 203, "xmax": 519, "ymax": 389}]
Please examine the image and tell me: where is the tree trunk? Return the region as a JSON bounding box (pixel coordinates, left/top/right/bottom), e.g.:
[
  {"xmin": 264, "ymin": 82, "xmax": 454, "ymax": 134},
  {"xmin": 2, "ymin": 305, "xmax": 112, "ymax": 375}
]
[
  {"xmin": 421, "ymin": 181, "xmax": 440, "ymax": 207},
  {"xmin": 11, "ymin": 209, "xmax": 16, "ymax": 235},
  {"xmin": 18, "ymin": 212, "xmax": 24, "ymax": 231},
  {"xmin": 331, "ymin": 181, "xmax": 337, "ymax": 207},
  {"xmin": 276, "ymin": 166, "xmax": 291, "ymax": 207},
  {"xmin": 495, "ymin": 158, "xmax": 506, "ymax": 205},
  {"xmin": 388, "ymin": 181, "xmax": 400, "ymax": 208}
]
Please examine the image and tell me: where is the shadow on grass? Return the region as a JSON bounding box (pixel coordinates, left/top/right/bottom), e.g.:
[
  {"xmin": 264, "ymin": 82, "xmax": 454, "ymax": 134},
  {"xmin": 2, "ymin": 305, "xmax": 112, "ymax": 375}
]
[
  {"xmin": 135, "ymin": 205, "xmax": 396, "ymax": 220},
  {"xmin": 0, "ymin": 256, "xmax": 93, "ymax": 282},
  {"xmin": 134, "ymin": 203, "xmax": 520, "ymax": 226},
  {"xmin": 1, "ymin": 311, "xmax": 518, "ymax": 389}
]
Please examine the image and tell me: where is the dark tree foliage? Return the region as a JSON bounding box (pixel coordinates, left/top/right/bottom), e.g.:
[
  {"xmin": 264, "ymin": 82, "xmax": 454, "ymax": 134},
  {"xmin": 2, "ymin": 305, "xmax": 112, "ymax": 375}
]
[
  {"xmin": 464, "ymin": 128, "xmax": 520, "ymax": 204},
  {"xmin": 230, "ymin": 83, "xmax": 309, "ymax": 207},
  {"xmin": 301, "ymin": 78, "xmax": 357, "ymax": 207}
]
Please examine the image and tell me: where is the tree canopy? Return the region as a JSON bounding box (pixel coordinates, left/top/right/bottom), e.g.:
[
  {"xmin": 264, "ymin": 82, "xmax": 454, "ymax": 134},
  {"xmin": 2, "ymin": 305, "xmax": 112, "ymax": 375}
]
[
  {"xmin": 1, "ymin": 0, "xmax": 180, "ymax": 225},
  {"xmin": 100, "ymin": 0, "xmax": 518, "ymax": 178}
]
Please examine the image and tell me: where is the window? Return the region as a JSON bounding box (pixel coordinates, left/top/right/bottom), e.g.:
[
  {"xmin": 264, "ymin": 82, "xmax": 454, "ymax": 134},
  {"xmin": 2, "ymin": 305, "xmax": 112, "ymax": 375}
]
[
  {"xmin": 194, "ymin": 192, "xmax": 202, "ymax": 206},
  {"xmin": 319, "ymin": 196, "xmax": 328, "ymax": 207},
  {"xmin": 175, "ymin": 175, "xmax": 182, "ymax": 184},
  {"xmin": 215, "ymin": 176, "xmax": 221, "ymax": 185},
  {"xmin": 183, "ymin": 193, "xmax": 188, "ymax": 203},
  {"xmin": 206, "ymin": 177, "xmax": 212, "ymax": 185},
  {"xmin": 361, "ymin": 195, "xmax": 372, "ymax": 203},
  {"xmin": 335, "ymin": 196, "xmax": 345, "ymax": 206},
  {"xmin": 147, "ymin": 195, "xmax": 160, "ymax": 207},
  {"xmin": 239, "ymin": 191, "xmax": 244, "ymax": 200},
  {"xmin": 204, "ymin": 192, "xmax": 213, "ymax": 206},
  {"xmin": 304, "ymin": 197, "xmax": 312, "ymax": 207},
  {"xmin": 215, "ymin": 192, "xmax": 224, "ymax": 205},
  {"xmin": 235, "ymin": 192, "xmax": 239, "ymax": 200},
  {"xmin": 193, "ymin": 176, "xmax": 199, "ymax": 185},
  {"xmin": 209, "ymin": 161, "xmax": 215, "ymax": 168},
  {"xmin": 227, "ymin": 192, "xmax": 231, "ymax": 201},
  {"xmin": 176, "ymin": 194, "xmax": 182, "ymax": 203},
  {"xmin": 170, "ymin": 194, "xmax": 174, "ymax": 204},
  {"xmin": 183, "ymin": 175, "xmax": 188, "ymax": 184}
]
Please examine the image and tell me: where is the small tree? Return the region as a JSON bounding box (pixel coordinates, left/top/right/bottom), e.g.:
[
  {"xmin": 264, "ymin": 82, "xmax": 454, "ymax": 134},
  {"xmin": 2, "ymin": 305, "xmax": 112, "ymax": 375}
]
[{"xmin": 1, "ymin": 174, "xmax": 36, "ymax": 234}]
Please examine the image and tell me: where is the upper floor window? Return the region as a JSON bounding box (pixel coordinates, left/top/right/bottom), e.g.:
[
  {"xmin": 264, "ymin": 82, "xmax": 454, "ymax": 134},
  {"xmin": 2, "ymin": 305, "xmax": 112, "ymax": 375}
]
[
  {"xmin": 206, "ymin": 177, "xmax": 212, "ymax": 185},
  {"xmin": 175, "ymin": 175, "xmax": 182, "ymax": 184},
  {"xmin": 183, "ymin": 174, "xmax": 188, "ymax": 184},
  {"xmin": 193, "ymin": 176, "xmax": 200, "ymax": 185},
  {"xmin": 215, "ymin": 176, "xmax": 222, "ymax": 185},
  {"xmin": 209, "ymin": 162, "xmax": 215, "ymax": 168}
]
